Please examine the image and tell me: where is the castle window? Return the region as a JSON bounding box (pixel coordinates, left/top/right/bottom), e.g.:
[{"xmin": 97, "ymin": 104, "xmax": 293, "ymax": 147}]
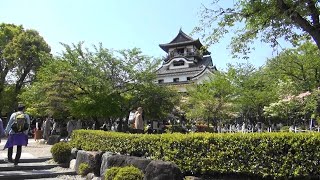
[
  {"xmin": 173, "ymin": 60, "xmax": 184, "ymax": 66},
  {"xmin": 177, "ymin": 48, "xmax": 184, "ymax": 55},
  {"xmin": 158, "ymin": 79, "xmax": 164, "ymax": 84},
  {"xmin": 173, "ymin": 78, "xmax": 179, "ymax": 82}
]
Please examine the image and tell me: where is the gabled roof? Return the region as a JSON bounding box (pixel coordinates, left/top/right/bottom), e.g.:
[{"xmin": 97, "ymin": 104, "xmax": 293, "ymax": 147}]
[
  {"xmin": 159, "ymin": 29, "xmax": 205, "ymax": 53},
  {"xmin": 169, "ymin": 29, "xmax": 194, "ymax": 43}
]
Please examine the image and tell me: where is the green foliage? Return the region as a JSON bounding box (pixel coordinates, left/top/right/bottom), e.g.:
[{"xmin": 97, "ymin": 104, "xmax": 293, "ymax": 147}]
[
  {"xmin": 104, "ymin": 167, "xmax": 121, "ymax": 180},
  {"xmin": 185, "ymin": 70, "xmax": 236, "ymax": 124},
  {"xmin": 265, "ymin": 41, "xmax": 320, "ymax": 91},
  {"xmin": 20, "ymin": 42, "xmax": 175, "ymax": 122},
  {"xmin": 114, "ymin": 166, "xmax": 144, "ymax": 180},
  {"xmin": 193, "ymin": 0, "xmax": 320, "ymax": 58},
  {"xmin": 72, "ymin": 130, "xmax": 320, "ymax": 179},
  {"xmin": 50, "ymin": 142, "xmax": 71, "ymax": 163},
  {"xmin": 138, "ymin": 84, "xmax": 180, "ymax": 120},
  {"xmin": 184, "ymin": 63, "xmax": 277, "ymax": 125},
  {"xmin": 0, "ymin": 23, "xmax": 51, "ymax": 114},
  {"xmin": 280, "ymin": 126, "xmax": 291, "ymax": 132},
  {"xmin": 78, "ymin": 162, "xmax": 91, "ymax": 176}
]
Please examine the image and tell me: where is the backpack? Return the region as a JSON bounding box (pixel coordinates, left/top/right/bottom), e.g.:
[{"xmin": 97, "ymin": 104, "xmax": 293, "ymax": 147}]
[{"xmin": 11, "ymin": 112, "xmax": 29, "ymax": 133}]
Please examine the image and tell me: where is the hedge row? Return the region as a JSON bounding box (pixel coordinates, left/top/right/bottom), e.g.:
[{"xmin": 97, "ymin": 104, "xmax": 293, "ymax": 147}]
[{"xmin": 70, "ymin": 130, "xmax": 320, "ymax": 179}]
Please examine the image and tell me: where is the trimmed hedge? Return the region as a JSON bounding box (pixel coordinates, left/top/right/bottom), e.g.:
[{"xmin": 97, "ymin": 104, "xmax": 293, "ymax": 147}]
[
  {"xmin": 114, "ymin": 166, "xmax": 144, "ymax": 180},
  {"xmin": 105, "ymin": 167, "xmax": 121, "ymax": 180},
  {"xmin": 50, "ymin": 142, "xmax": 72, "ymax": 163},
  {"xmin": 71, "ymin": 130, "xmax": 320, "ymax": 179}
]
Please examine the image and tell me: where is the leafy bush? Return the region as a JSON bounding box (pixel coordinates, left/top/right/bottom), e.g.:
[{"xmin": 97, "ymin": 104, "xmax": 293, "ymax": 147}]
[
  {"xmin": 164, "ymin": 125, "xmax": 187, "ymax": 133},
  {"xmin": 280, "ymin": 126, "xmax": 291, "ymax": 132},
  {"xmin": 71, "ymin": 130, "xmax": 320, "ymax": 179},
  {"xmin": 78, "ymin": 162, "xmax": 91, "ymax": 176},
  {"xmin": 114, "ymin": 166, "xmax": 144, "ymax": 180},
  {"xmin": 104, "ymin": 166, "xmax": 121, "ymax": 180},
  {"xmin": 50, "ymin": 142, "xmax": 71, "ymax": 163}
]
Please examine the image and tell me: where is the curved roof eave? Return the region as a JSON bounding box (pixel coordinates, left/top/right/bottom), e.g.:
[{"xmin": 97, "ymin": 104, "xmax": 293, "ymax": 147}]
[{"xmin": 192, "ymin": 66, "xmax": 215, "ymax": 80}]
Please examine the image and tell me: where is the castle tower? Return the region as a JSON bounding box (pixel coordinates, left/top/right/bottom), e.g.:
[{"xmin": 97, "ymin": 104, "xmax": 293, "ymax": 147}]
[{"xmin": 156, "ymin": 29, "xmax": 216, "ymax": 92}]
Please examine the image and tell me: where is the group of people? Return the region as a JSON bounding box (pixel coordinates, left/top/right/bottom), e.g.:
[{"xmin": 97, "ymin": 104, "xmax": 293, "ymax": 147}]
[{"xmin": 0, "ymin": 104, "xmax": 30, "ymax": 166}]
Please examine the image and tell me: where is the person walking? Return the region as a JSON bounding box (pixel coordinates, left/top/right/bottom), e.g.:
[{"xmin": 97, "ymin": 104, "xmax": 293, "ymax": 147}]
[
  {"xmin": 76, "ymin": 119, "xmax": 82, "ymax": 130},
  {"xmin": 51, "ymin": 119, "xmax": 57, "ymax": 135},
  {"xmin": 0, "ymin": 117, "xmax": 5, "ymax": 142},
  {"xmin": 4, "ymin": 104, "xmax": 30, "ymax": 166},
  {"xmin": 43, "ymin": 117, "xmax": 51, "ymax": 141},
  {"xmin": 134, "ymin": 107, "xmax": 144, "ymax": 133},
  {"xmin": 66, "ymin": 118, "xmax": 76, "ymax": 141}
]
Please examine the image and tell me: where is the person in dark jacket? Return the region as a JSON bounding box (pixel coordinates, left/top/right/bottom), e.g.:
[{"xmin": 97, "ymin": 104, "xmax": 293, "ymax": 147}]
[{"xmin": 4, "ymin": 104, "xmax": 30, "ymax": 166}]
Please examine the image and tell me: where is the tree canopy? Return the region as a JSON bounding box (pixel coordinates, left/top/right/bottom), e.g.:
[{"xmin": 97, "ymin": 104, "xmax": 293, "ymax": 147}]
[
  {"xmin": 194, "ymin": 0, "xmax": 320, "ymax": 58},
  {"xmin": 20, "ymin": 42, "xmax": 179, "ymax": 122},
  {"xmin": 0, "ymin": 23, "xmax": 51, "ymax": 114}
]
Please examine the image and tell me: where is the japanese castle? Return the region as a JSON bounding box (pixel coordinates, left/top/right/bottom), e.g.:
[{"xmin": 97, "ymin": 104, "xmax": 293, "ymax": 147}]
[{"xmin": 155, "ymin": 29, "xmax": 216, "ymax": 92}]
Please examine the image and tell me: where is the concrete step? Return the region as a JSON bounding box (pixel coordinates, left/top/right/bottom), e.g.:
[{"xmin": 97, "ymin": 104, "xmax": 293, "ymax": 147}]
[
  {"xmin": 0, "ymin": 162, "xmax": 59, "ymax": 171},
  {"xmin": 0, "ymin": 157, "xmax": 51, "ymax": 164},
  {"xmin": 0, "ymin": 167, "xmax": 76, "ymax": 179}
]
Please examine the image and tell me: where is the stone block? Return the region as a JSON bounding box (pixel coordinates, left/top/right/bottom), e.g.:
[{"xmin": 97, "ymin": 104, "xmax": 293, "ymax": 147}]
[
  {"xmin": 71, "ymin": 148, "xmax": 78, "ymax": 159},
  {"xmin": 100, "ymin": 152, "xmax": 116, "ymax": 179},
  {"xmin": 69, "ymin": 159, "xmax": 76, "ymax": 170},
  {"xmin": 75, "ymin": 150, "xmax": 103, "ymax": 176},
  {"xmin": 144, "ymin": 160, "xmax": 183, "ymax": 180},
  {"xmin": 47, "ymin": 135, "xmax": 60, "ymax": 145}
]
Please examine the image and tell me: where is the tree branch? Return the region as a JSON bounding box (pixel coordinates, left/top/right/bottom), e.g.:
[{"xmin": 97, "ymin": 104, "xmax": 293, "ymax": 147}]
[
  {"xmin": 276, "ymin": 0, "xmax": 316, "ymax": 34},
  {"xmin": 306, "ymin": 0, "xmax": 320, "ymax": 28}
]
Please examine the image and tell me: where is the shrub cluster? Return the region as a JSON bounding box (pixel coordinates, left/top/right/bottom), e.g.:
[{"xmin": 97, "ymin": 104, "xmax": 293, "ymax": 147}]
[
  {"xmin": 78, "ymin": 162, "xmax": 91, "ymax": 176},
  {"xmin": 71, "ymin": 130, "xmax": 320, "ymax": 179},
  {"xmin": 50, "ymin": 142, "xmax": 72, "ymax": 163},
  {"xmin": 105, "ymin": 167, "xmax": 121, "ymax": 180},
  {"xmin": 104, "ymin": 166, "xmax": 144, "ymax": 180}
]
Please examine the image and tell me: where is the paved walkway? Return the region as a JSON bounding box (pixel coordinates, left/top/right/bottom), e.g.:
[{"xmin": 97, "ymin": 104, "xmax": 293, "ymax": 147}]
[{"xmin": 0, "ymin": 138, "xmax": 52, "ymax": 159}]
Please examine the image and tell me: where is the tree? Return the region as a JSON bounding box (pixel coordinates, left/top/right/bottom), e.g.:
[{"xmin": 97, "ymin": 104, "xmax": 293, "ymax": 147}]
[
  {"xmin": 229, "ymin": 63, "xmax": 278, "ymax": 125},
  {"xmin": 194, "ymin": 0, "xmax": 320, "ymax": 58},
  {"xmin": 265, "ymin": 41, "xmax": 320, "ymax": 90},
  {"xmin": 0, "ymin": 23, "xmax": 51, "ymax": 114},
  {"xmin": 135, "ymin": 84, "xmax": 180, "ymax": 121},
  {"xmin": 263, "ymin": 80, "xmax": 302, "ymax": 125},
  {"xmin": 20, "ymin": 42, "xmax": 178, "ymax": 125},
  {"xmin": 184, "ymin": 70, "xmax": 236, "ymax": 126},
  {"xmin": 184, "ymin": 62, "xmax": 278, "ymax": 127}
]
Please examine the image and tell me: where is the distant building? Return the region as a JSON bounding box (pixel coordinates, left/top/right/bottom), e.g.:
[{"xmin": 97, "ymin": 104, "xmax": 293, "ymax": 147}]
[{"xmin": 156, "ymin": 29, "xmax": 217, "ymax": 92}]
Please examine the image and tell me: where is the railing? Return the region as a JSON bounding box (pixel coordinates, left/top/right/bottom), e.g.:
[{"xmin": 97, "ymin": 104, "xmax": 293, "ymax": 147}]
[
  {"xmin": 216, "ymin": 125, "xmax": 320, "ymax": 133},
  {"xmin": 164, "ymin": 51, "xmax": 202, "ymax": 61}
]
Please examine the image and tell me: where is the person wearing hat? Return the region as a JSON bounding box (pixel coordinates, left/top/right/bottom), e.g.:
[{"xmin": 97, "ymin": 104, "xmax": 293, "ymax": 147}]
[{"xmin": 4, "ymin": 104, "xmax": 30, "ymax": 166}]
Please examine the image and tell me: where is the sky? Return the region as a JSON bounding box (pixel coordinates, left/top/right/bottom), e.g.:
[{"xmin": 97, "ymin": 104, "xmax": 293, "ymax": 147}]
[{"xmin": 0, "ymin": 0, "xmax": 288, "ymax": 70}]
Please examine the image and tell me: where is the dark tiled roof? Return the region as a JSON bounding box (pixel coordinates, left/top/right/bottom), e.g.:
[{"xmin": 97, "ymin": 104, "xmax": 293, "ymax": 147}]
[
  {"xmin": 159, "ymin": 29, "xmax": 205, "ymax": 53},
  {"xmin": 201, "ymin": 56, "xmax": 213, "ymax": 66},
  {"xmin": 169, "ymin": 29, "xmax": 194, "ymax": 43}
]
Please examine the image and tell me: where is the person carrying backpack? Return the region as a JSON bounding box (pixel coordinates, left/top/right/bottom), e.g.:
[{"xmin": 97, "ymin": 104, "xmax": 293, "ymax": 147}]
[{"xmin": 4, "ymin": 104, "xmax": 30, "ymax": 166}]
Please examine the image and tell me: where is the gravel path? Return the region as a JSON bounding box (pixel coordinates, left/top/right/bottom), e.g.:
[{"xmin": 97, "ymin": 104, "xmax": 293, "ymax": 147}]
[
  {"xmin": 23, "ymin": 140, "xmax": 53, "ymax": 158},
  {"xmin": 0, "ymin": 138, "xmax": 52, "ymax": 158}
]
